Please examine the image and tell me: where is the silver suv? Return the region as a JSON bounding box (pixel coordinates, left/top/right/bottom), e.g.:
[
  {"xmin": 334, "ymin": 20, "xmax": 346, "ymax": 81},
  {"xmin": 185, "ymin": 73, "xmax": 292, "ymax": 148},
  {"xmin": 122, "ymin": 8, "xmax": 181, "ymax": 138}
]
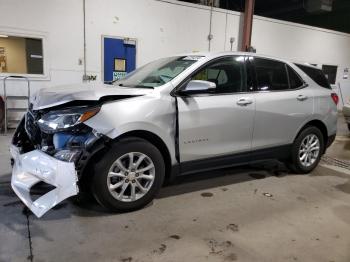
[{"xmin": 10, "ymin": 52, "xmax": 338, "ymax": 217}]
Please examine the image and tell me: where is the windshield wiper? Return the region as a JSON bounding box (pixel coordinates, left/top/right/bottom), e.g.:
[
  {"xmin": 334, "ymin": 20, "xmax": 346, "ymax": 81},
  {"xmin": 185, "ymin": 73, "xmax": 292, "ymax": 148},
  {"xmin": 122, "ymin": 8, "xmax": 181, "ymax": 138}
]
[
  {"xmin": 111, "ymin": 82, "xmax": 154, "ymax": 89},
  {"xmin": 134, "ymin": 85, "xmax": 154, "ymax": 89}
]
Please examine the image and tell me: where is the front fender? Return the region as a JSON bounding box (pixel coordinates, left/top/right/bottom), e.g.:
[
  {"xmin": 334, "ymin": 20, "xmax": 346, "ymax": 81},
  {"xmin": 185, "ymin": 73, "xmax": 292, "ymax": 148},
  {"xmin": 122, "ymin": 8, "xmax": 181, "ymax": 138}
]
[{"xmin": 84, "ymin": 95, "xmax": 177, "ymax": 164}]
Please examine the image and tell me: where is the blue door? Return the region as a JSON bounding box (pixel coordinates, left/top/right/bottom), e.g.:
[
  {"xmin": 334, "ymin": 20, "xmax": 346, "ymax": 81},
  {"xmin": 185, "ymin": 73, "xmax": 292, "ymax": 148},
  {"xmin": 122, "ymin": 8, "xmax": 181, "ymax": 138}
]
[{"xmin": 103, "ymin": 37, "xmax": 136, "ymax": 83}]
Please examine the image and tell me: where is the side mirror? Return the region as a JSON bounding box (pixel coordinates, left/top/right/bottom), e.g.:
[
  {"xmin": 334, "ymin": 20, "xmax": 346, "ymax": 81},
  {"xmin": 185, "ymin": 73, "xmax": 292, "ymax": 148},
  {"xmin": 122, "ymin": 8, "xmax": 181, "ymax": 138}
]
[{"xmin": 180, "ymin": 80, "xmax": 216, "ymax": 95}]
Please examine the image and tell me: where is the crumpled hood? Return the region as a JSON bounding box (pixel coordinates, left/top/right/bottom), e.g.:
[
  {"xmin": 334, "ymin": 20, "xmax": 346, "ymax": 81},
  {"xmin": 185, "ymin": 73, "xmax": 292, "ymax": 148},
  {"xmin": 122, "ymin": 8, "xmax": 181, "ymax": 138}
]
[{"xmin": 31, "ymin": 83, "xmax": 153, "ymax": 110}]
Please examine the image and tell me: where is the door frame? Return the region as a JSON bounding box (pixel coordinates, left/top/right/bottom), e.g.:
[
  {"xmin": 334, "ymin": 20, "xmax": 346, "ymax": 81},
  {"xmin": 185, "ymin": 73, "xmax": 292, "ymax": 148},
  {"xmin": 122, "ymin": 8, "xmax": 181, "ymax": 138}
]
[{"xmin": 101, "ymin": 35, "xmax": 138, "ymax": 83}]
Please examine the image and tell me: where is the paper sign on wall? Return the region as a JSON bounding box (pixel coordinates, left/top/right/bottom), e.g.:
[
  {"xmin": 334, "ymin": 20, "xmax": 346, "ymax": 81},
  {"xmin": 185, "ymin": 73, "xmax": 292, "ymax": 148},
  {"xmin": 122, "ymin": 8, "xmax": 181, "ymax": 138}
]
[{"xmin": 113, "ymin": 71, "xmax": 127, "ymax": 81}]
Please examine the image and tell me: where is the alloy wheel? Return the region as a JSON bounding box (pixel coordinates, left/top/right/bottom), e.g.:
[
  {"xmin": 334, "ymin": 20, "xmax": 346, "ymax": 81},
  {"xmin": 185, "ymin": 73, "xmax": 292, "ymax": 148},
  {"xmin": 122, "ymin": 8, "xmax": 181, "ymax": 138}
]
[
  {"xmin": 107, "ymin": 152, "xmax": 155, "ymax": 202},
  {"xmin": 298, "ymin": 134, "xmax": 320, "ymax": 167}
]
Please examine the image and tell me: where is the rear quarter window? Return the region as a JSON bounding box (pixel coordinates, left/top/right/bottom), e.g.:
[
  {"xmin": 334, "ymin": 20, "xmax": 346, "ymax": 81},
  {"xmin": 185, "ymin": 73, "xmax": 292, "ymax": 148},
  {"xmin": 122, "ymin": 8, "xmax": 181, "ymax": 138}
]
[
  {"xmin": 295, "ymin": 64, "xmax": 331, "ymax": 89},
  {"xmin": 286, "ymin": 66, "xmax": 304, "ymax": 89}
]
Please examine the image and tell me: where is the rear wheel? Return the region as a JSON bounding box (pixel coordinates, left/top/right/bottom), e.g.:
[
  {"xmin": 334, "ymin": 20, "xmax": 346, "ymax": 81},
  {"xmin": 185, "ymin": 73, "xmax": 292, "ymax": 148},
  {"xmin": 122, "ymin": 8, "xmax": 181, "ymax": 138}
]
[
  {"xmin": 347, "ymin": 123, "xmax": 350, "ymax": 131},
  {"xmin": 91, "ymin": 137, "xmax": 165, "ymax": 212},
  {"xmin": 288, "ymin": 126, "xmax": 324, "ymax": 174}
]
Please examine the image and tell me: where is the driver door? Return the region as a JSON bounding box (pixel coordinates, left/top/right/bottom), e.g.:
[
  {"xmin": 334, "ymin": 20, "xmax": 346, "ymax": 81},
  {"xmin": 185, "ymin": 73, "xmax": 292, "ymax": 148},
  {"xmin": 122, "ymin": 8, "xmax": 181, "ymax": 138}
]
[{"xmin": 177, "ymin": 56, "xmax": 255, "ymax": 170}]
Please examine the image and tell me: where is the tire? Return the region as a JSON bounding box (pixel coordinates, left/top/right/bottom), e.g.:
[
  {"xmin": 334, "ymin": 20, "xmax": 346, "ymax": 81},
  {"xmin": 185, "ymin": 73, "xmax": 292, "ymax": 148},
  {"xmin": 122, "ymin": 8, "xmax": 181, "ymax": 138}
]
[
  {"xmin": 288, "ymin": 126, "xmax": 324, "ymax": 174},
  {"xmin": 91, "ymin": 137, "xmax": 165, "ymax": 212},
  {"xmin": 348, "ymin": 123, "xmax": 350, "ymax": 131}
]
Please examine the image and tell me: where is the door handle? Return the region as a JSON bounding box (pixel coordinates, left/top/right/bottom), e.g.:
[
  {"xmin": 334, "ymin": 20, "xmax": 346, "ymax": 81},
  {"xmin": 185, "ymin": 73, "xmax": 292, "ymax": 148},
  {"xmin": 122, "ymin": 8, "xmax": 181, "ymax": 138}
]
[
  {"xmin": 297, "ymin": 95, "xmax": 308, "ymax": 101},
  {"xmin": 236, "ymin": 97, "xmax": 253, "ymax": 106}
]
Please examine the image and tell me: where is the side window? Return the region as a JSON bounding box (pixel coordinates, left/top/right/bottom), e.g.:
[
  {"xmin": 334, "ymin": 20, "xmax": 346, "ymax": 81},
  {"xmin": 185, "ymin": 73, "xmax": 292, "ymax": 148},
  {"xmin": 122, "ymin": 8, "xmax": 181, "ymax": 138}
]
[
  {"xmin": 287, "ymin": 66, "xmax": 304, "ymax": 89},
  {"xmin": 295, "ymin": 64, "xmax": 331, "ymax": 89},
  {"xmin": 192, "ymin": 56, "xmax": 246, "ymax": 94},
  {"xmin": 254, "ymin": 58, "xmax": 289, "ymax": 91}
]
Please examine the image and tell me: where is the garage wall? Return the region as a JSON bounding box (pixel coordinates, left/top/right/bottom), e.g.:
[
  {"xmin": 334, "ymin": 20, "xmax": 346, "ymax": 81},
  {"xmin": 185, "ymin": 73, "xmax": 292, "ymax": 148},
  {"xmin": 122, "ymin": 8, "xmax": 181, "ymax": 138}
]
[
  {"xmin": 0, "ymin": 0, "xmax": 84, "ymax": 96},
  {"xmin": 252, "ymin": 16, "xmax": 350, "ymax": 106},
  {"xmin": 0, "ymin": 0, "xmax": 349, "ymax": 104},
  {"xmin": 84, "ymin": 0, "xmax": 242, "ymax": 73}
]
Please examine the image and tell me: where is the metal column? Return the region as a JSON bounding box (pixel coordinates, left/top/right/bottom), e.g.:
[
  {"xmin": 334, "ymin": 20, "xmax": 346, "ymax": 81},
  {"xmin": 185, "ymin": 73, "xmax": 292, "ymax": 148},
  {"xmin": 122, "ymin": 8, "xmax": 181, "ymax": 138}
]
[{"xmin": 241, "ymin": 0, "xmax": 255, "ymax": 51}]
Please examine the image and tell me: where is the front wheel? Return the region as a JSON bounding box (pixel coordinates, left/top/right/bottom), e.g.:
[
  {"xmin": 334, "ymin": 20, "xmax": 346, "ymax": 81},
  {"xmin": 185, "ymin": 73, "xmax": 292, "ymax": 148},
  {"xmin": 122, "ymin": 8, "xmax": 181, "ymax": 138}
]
[
  {"xmin": 91, "ymin": 137, "xmax": 165, "ymax": 212},
  {"xmin": 288, "ymin": 126, "xmax": 324, "ymax": 174}
]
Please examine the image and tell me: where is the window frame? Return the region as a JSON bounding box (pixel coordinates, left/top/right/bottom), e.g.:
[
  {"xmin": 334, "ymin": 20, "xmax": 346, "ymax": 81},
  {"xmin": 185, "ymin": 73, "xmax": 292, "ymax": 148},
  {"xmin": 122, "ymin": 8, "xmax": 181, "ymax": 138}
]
[
  {"xmin": 249, "ymin": 56, "xmax": 307, "ymax": 93},
  {"xmin": 0, "ymin": 29, "xmax": 49, "ymax": 80},
  {"xmin": 173, "ymin": 55, "xmax": 249, "ymax": 97}
]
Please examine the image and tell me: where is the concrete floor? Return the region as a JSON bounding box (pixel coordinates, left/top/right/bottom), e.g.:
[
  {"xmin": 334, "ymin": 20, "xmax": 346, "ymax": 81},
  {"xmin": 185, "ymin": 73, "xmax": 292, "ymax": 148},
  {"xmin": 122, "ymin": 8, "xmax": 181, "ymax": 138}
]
[{"xmin": 1, "ymin": 117, "xmax": 350, "ymax": 262}]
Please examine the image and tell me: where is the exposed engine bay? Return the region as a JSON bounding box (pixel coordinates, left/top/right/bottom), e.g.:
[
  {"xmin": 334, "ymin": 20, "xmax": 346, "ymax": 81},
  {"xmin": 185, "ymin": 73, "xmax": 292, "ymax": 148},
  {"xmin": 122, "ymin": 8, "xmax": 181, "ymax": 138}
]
[
  {"xmin": 13, "ymin": 101, "xmax": 106, "ymax": 175},
  {"xmin": 10, "ymin": 93, "xmax": 143, "ymax": 217}
]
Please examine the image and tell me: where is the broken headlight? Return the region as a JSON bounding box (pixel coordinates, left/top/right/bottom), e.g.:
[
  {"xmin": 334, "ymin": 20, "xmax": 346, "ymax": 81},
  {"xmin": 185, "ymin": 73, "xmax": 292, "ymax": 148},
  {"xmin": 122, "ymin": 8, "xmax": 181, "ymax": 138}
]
[
  {"xmin": 54, "ymin": 149, "xmax": 82, "ymax": 162},
  {"xmin": 38, "ymin": 107, "xmax": 100, "ymax": 133}
]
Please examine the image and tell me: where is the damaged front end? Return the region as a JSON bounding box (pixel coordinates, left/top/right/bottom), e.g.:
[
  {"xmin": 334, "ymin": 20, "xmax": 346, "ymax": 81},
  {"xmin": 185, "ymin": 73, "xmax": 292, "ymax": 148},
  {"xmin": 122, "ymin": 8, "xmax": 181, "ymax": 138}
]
[{"xmin": 11, "ymin": 103, "xmax": 107, "ymax": 217}]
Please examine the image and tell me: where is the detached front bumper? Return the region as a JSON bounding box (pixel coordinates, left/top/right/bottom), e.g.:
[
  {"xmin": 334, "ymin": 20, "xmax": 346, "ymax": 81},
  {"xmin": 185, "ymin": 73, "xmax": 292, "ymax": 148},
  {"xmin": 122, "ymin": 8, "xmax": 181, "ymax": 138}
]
[{"xmin": 10, "ymin": 145, "xmax": 79, "ymax": 218}]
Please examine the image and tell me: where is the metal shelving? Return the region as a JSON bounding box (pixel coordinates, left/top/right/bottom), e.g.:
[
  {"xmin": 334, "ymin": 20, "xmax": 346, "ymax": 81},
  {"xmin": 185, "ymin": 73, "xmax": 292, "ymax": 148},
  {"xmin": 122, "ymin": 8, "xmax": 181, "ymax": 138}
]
[{"xmin": 3, "ymin": 76, "xmax": 30, "ymax": 134}]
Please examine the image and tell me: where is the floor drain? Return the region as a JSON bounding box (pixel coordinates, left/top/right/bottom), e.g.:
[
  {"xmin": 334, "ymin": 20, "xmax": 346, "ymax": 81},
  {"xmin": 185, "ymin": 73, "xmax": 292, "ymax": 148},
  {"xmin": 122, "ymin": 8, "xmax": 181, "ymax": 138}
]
[{"xmin": 321, "ymin": 156, "xmax": 350, "ymax": 170}]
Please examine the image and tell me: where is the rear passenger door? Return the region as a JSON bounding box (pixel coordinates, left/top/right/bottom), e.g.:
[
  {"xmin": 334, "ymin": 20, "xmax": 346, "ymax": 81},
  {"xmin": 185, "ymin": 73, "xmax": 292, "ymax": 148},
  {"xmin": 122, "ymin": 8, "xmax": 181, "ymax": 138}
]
[{"xmin": 249, "ymin": 57, "xmax": 314, "ymax": 150}]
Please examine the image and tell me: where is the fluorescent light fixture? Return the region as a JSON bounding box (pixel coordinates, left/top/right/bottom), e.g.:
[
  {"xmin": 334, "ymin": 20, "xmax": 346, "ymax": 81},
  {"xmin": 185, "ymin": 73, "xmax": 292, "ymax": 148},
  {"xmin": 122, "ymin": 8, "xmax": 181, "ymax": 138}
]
[{"xmin": 0, "ymin": 34, "xmax": 8, "ymax": 38}]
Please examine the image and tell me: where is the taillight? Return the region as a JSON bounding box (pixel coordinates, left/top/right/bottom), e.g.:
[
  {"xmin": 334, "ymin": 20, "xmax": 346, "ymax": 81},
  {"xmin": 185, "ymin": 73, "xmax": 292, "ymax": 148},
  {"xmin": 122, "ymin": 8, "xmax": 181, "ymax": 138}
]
[{"xmin": 331, "ymin": 93, "xmax": 339, "ymax": 105}]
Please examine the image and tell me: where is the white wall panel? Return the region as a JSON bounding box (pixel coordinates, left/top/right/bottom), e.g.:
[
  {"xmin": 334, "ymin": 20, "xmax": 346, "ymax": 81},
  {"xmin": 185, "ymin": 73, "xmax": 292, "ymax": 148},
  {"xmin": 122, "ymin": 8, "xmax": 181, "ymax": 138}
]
[
  {"xmin": 252, "ymin": 15, "xmax": 350, "ymax": 104},
  {"xmin": 0, "ymin": 0, "xmax": 349, "ymax": 104}
]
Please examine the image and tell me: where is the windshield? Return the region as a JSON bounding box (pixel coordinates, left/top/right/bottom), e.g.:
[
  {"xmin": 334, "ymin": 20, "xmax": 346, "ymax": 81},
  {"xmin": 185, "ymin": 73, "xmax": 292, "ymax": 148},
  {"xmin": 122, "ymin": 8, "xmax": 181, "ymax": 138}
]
[{"xmin": 113, "ymin": 56, "xmax": 203, "ymax": 88}]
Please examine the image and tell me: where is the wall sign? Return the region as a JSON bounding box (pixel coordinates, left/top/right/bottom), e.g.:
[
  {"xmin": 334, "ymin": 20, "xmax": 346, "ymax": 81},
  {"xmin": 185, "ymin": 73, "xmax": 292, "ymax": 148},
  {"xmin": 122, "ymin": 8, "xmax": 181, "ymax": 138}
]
[
  {"xmin": 114, "ymin": 58, "xmax": 126, "ymax": 71},
  {"xmin": 113, "ymin": 58, "xmax": 127, "ymax": 80},
  {"xmin": 113, "ymin": 71, "xmax": 127, "ymax": 81}
]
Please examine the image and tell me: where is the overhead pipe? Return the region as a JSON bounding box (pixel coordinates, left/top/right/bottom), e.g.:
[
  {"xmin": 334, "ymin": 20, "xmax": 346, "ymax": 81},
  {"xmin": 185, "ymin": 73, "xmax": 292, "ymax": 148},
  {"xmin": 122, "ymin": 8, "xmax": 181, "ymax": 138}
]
[
  {"xmin": 241, "ymin": 0, "xmax": 255, "ymax": 52},
  {"xmin": 208, "ymin": 0, "xmax": 214, "ymax": 51},
  {"xmin": 82, "ymin": 0, "xmax": 87, "ymax": 81}
]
